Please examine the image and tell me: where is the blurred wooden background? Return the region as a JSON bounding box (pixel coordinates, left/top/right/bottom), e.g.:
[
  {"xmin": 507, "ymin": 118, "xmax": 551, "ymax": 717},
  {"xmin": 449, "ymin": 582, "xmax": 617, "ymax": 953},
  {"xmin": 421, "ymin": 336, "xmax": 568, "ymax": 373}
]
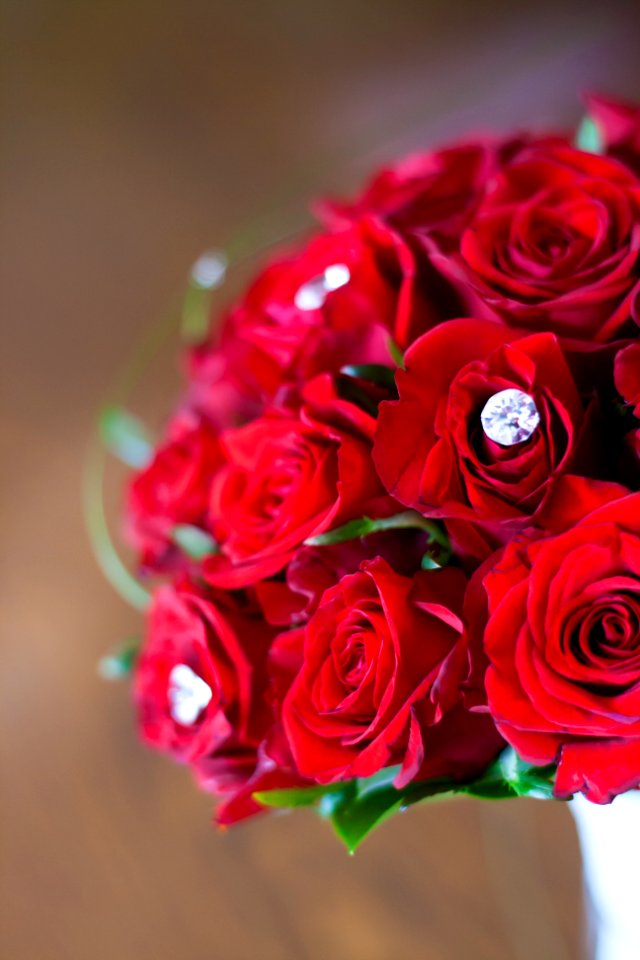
[{"xmin": 2, "ymin": 1, "xmax": 640, "ymax": 957}]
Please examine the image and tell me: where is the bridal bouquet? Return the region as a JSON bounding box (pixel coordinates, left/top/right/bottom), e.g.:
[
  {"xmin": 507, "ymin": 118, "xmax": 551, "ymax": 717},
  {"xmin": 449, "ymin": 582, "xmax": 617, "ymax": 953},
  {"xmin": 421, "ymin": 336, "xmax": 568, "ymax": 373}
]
[{"xmin": 99, "ymin": 93, "xmax": 640, "ymax": 852}]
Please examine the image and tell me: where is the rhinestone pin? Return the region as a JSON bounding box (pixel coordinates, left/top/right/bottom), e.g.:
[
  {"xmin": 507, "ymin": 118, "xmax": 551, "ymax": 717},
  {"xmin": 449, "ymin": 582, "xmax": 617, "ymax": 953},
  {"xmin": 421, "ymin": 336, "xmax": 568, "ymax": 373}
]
[
  {"xmin": 480, "ymin": 389, "xmax": 540, "ymax": 447},
  {"xmin": 168, "ymin": 664, "xmax": 213, "ymax": 726},
  {"xmin": 294, "ymin": 263, "xmax": 351, "ymax": 311}
]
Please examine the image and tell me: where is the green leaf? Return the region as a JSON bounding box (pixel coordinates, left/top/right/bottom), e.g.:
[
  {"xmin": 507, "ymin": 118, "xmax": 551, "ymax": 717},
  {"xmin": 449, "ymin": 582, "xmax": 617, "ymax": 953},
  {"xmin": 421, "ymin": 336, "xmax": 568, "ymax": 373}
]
[
  {"xmin": 465, "ymin": 747, "xmax": 556, "ymax": 800},
  {"xmin": 98, "ymin": 638, "xmax": 140, "ymax": 680},
  {"xmin": 258, "ymin": 748, "xmax": 556, "ymax": 854},
  {"xmin": 172, "ymin": 524, "xmax": 219, "ymax": 560},
  {"xmin": 305, "ymin": 516, "xmax": 381, "ymax": 546},
  {"xmin": 323, "ymin": 749, "xmax": 556, "ymax": 852},
  {"xmin": 340, "ymin": 364, "xmax": 397, "ymax": 390},
  {"xmin": 318, "ymin": 767, "xmax": 401, "ymax": 853},
  {"xmin": 575, "ymin": 115, "xmax": 604, "ymax": 155},
  {"xmin": 329, "ymin": 785, "xmax": 405, "ymax": 854},
  {"xmin": 254, "ymin": 782, "xmax": 353, "ymax": 809},
  {"xmin": 305, "ymin": 511, "xmax": 451, "ymax": 550},
  {"xmin": 99, "ymin": 406, "xmax": 153, "ymax": 468},
  {"xmin": 325, "ymin": 768, "xmax": 455, "ymax": 854},
  {"xmin": 387, "ymin": 337, "xmax": 405, "ymax": 369}
]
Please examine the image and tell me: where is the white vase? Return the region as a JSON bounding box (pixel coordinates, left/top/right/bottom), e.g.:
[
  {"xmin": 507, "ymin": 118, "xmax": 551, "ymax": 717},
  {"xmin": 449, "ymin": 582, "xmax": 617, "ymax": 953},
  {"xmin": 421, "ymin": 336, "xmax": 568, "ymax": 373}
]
[{"xmin": 571, "ymin": 792, "xmax": 640, "ymax": 960}]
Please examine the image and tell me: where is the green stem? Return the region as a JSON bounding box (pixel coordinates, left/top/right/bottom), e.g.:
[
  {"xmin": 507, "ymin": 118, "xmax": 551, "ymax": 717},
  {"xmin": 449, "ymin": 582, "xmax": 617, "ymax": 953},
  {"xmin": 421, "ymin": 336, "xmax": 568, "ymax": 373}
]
[
  {"xmin": 370, "ymin": 510, "xmax": 450, "ymax": 547},
  {"xmin": 83, "ymin": 430, "xmax": 152, "ymax": 611}
]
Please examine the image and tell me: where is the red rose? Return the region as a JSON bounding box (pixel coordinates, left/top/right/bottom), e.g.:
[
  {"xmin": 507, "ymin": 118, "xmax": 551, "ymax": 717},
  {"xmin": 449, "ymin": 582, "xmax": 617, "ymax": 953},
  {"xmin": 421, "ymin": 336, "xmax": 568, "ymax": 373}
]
[
  {"xmin": 125, "ymin": 413, "xmax": 223, "ymax": 571},
  {"xmin": 374, "ymin": 319, "xmax": 593, "ymax": 545},
  {"xmin": 210, "ymin": 218, "xmax": 447, "ymax": 394},
  {"xmin": 282, "ymin": 557, "xmax": 502, "ymax": 787},
  {"xmin": 317, "ymin": 142, "xmax": 501, "ymax": 245},
  {"xmin": 459, "ymin": 144, "xmax": 640, "ymax": 342},
  {"xmin": 471, "ymin": 478, "xmax": 640, "ymax": 803},
  {"xmin": 584, "ymin": 92, "xmax": 640, "ymax": 175},
  {"xmin": 134, "ymin": 580, "xmax": 274, "ymax": 767},
  {"xmin": 185, "ymin": 344, "xmax": 260, "ymax": 431},
  {"xmin": 204, "ymin": 375, "xmax": 395, "ymax": 588}
]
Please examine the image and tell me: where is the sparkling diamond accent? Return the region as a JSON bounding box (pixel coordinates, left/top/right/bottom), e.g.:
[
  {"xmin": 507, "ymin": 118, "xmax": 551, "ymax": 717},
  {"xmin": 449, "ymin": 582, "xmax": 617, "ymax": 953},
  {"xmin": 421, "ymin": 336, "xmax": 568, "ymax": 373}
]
[
  {"xmin": 480, "ymin": 389, "xmax": 540, "ymax": 446},
  {"xmin": 168, "ymin": 664, "xmax": 213, "ymax": 726},
  {"xmin": 294, "ymin": 263, "xmax": 351, "ymax": 311}
]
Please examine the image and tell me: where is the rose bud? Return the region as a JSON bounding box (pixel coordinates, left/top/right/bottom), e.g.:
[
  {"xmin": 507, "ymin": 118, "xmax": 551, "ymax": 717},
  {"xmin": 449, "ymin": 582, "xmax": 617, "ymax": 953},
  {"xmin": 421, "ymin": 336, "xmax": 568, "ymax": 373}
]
[
  {"xmin": 469, "ymin": 477, "xmax": 640, "ymax": 804},
  {"xmin": 282, "ymin": 558, "xmax": 503, "ymax": 787},
  {"xmin": 374, "ymin": 319, "xmax": 597, "ymax": 557},
  {"xmin": 458, "ymin": 143, "xmax": 640, "ymax": 343},
  {"xmin": 125, "ymin": 412, "xmax": 223, "ymax": 572}
]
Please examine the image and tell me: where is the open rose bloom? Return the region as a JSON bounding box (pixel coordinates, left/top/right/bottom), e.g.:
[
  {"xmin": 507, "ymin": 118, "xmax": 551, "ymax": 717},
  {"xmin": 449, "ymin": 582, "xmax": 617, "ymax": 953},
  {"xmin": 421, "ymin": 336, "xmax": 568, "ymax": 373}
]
[{"xmin": 98, "ymin": 93, "xmax": 640, "ymax": 859}]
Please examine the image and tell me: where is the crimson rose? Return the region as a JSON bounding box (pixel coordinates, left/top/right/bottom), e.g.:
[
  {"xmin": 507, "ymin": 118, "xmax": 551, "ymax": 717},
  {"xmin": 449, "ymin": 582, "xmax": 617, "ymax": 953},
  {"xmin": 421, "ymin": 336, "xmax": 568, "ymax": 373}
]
[
  {"xmin": 472, "ymin": 479, "xmax": 640, "ymax": 803},
  {"xmin": 204, "ymin": 375, "xmax": 395, "ymax": 588},
  {"xmin": 125, "ymin": 413, "xmax": 223, "ymax": 572},
  {"xmin": 374, "ymin": 319, "xmax": 593, "ymax": 555},
  {"xmin": 134, "ymin": 580, "xmax": 274, "ymax": 766},
  {"xmin": 213, "ymin": 218, "xmax": 448, "ymax": 393},
  {"xmin": 459, "ymin": 144, "xmax": 640, "ymax": 342},
  {"xmin": 282, "ymin": 557, "xmax": 502, "ymax": 787}
]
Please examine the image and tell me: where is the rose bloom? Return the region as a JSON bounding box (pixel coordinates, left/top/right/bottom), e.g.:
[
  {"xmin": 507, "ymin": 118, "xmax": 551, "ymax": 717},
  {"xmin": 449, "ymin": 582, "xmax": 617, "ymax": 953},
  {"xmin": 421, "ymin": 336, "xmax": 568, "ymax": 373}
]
[
  {"xmin": 584, "ymin": 92, "xmax": 640, "ymax": 175},
  {"xmin": 458, "ymin": 143, "xmax": 640, "ymax": 342},
  {"xmin": 210, "ymin": 218, "xmax": 446, "ymax": 397},
  {"xmin": 471, "ymin": 478, "xmax": 640, "ymax": 803},
  {"xmin": 125, "ymin": 412, "xmax": 223, "ymax": 571},
  {"xmin": 374, "ymin": 319, "xmax": 594, "ymax": 557},
  {"xmin": 204, "ymin": 375, "xmax": 395, "ymax": 589},
  {"xmin": 184, "ymin": 344, "xmax": 260, "ymax": 432},
  {"xmin": 282, "ymin": 558, "xmax": 503, "ymax": 787},
  {"xmin": 134, "ymin": 580, "xmax": 274, "ymax": 765}
]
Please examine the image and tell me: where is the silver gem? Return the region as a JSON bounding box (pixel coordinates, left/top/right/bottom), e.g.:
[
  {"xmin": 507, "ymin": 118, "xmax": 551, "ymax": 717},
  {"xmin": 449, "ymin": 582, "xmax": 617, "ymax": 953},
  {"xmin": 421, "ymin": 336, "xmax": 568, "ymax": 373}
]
[
  {"xmin": 294, "ymin": 263, "xmax": 351, "ymax": 311},
  {"xmin": 480, "ymin": 388, "xmax": 540, "ymax": 446},
  {"xmin": 168, "ymin": 663, "xmax": 213, "ymax": 726}
]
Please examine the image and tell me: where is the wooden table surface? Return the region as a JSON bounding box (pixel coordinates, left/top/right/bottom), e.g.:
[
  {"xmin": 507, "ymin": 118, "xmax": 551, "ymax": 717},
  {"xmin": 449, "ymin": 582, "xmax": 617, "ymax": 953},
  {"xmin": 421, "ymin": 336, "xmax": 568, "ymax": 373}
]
[{"xmin": 2, "ymin": 2, "xmax": 639, "ymax": 957}]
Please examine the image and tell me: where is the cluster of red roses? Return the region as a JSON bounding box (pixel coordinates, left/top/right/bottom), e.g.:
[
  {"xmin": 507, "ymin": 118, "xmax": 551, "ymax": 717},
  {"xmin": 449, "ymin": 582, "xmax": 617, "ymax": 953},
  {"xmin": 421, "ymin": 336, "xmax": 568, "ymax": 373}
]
[{"xmin": 127, "ymin": 93, "xmax": 640, "ymax": 828}]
